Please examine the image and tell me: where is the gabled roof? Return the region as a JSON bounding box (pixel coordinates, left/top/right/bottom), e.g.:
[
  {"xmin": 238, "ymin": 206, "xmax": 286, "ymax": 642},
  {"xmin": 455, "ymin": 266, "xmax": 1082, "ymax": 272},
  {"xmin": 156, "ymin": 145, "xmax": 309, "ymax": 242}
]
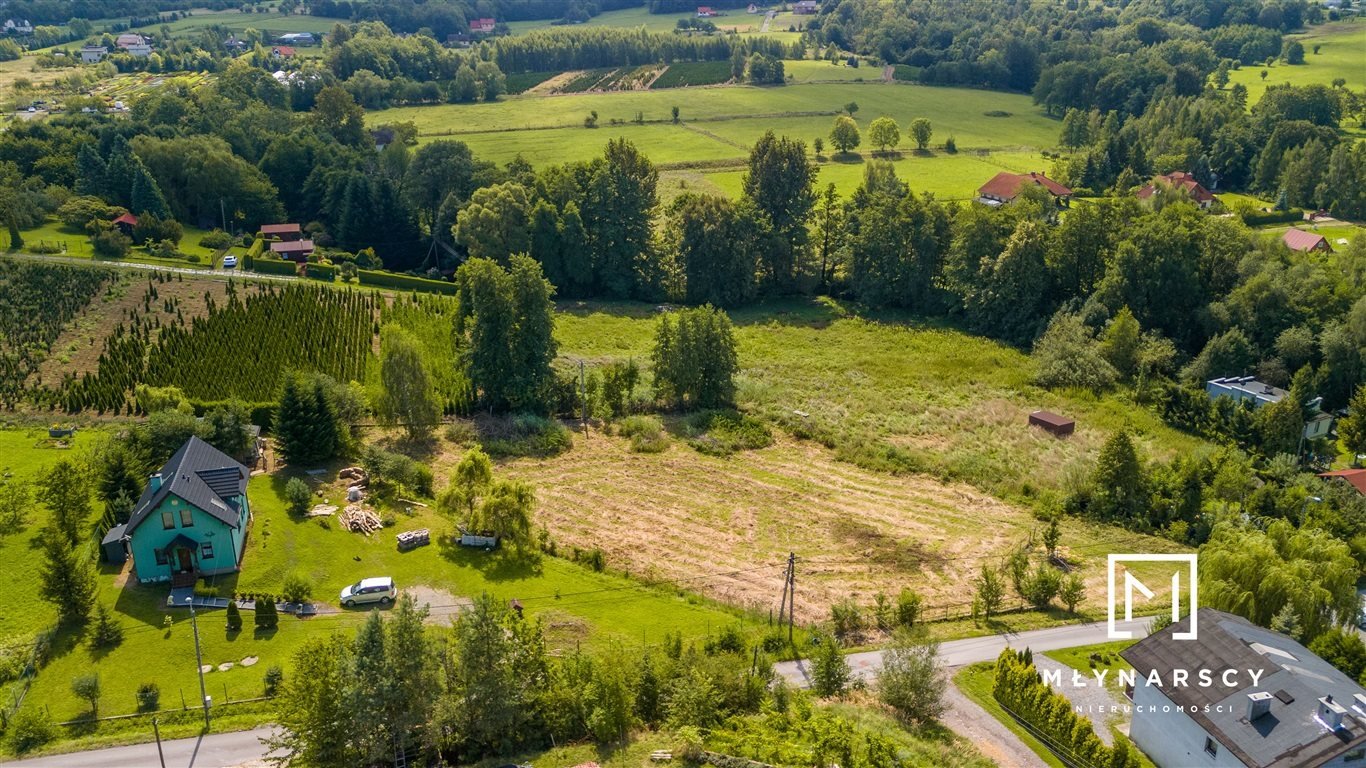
[
  {"xmin": 977, "ymin": 171, "xmax": 1072, "ymax": 201},
  {"xmin": 272, "ymin": 46, "xmax": 295, "ymax": 56},
  {"xmin": 270, "ymin": 239, "xmax": 314, "ymax": 253},
  {"xmin": 112, "ymin": 212, "xmax": 138, "ymax": 226},
  {"xmin": 1320, "ymin": 469, "xmax": 1366, "ymax": 495},
  {"xmin": 260, "ymin": 223, "xmax": 301, "ymax": 235},
  {"xmin": 1137, "ymin": 171, "xmax": 1215, "ymax": 203},
  {"xmin": 1123, "ymin": 608, "xmax": 1366, "ymax": 767},
  {"xmin": 125, "ymin": 436, "xmax": 249, "ymax": 535},
  {"xmin": 1283, "ymin": 227, "xmax": 1330, "ymax": 252}
]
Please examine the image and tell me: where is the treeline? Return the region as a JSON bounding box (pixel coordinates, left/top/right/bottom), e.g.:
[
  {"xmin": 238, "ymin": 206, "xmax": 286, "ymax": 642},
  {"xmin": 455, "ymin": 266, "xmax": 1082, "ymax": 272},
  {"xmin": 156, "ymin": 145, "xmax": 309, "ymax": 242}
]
[
  {"xmin": 312, "ymin": 0, "xmax": 638, "ymax": 35},
  {"xmin": 0, "ymin": 0, "xmax": 229, "ymax": 25},
  {"xmin": 490, "ymin": 26, "xmax": 788, "ymax": 73}
]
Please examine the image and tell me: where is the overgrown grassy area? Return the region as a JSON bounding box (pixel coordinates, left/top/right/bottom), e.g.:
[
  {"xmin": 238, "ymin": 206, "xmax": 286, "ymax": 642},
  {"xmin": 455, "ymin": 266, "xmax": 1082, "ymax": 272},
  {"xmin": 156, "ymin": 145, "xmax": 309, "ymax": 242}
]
[
  {"xmin": 954, "ymin": 662, "xmax": 1066, "ymax": 768},
  {"xmin": 555, "ymin": 298, "xmax": 1206, "ymax": 501},
  {"xmin": 1043, "ymin": 640, "xmax": 1136, "ymax": 694}
]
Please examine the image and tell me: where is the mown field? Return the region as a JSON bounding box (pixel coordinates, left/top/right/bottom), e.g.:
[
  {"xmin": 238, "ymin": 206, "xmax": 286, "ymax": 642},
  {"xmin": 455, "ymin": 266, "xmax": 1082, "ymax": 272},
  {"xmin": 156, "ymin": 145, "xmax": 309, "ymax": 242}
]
[
  {"xmin": 1226, "ymin": 20, "xmax": 1366, "ymax": 103},
  {"xmin": 504, "ymin": 5, "xmax": 807, "ymax": 40},
  {"xmin": 128, "ymin": 10, "xmax": 345, "ymax": 37},
  {"xmin": 376, "ymin": 80, "xmax": 1060, "ymax": 197}
]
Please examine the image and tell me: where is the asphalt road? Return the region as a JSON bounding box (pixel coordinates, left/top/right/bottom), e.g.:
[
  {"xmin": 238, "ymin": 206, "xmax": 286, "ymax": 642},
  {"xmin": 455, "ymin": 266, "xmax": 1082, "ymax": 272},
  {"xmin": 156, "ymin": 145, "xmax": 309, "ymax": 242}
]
[
  {"xmin": 775, "ymin": 617, "xmax": 1152, "ymax": 687},
  {"xmin": 3, "ymin": 726, "xmax": 280, "ymax": 768}
]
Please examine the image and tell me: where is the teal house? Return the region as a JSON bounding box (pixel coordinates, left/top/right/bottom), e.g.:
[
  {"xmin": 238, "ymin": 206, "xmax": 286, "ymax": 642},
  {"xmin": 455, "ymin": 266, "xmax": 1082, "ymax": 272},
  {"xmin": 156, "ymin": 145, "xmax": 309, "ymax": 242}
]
[{"xmin": 110, "ymin": 436, "xmax": 253, "ymax": 586}]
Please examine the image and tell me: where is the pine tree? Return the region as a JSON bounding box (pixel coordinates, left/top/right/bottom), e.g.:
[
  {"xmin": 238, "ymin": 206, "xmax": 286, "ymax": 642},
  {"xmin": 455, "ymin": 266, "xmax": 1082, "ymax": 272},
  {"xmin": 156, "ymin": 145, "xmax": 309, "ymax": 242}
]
[
  {"xmin": 226, "ymin": 600, "xmax": 243, "ymax": 632},
  {"xmin": 129, "ymin": 163, "xmax": 170, "ymax": 218},
  {"xmin": 39, "ymin": 528, "xmax": 95, "ymax": 625}
]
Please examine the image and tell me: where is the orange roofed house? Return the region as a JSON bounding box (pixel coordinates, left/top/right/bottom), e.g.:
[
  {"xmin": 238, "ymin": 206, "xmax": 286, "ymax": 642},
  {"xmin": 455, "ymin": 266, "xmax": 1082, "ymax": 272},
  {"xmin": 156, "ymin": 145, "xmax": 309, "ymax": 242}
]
[
  {"xmin": 976, "ymin": 171, "xmax": 1072, "ymax": 207},
  {"xmin": 1137, "ymin": 171, "xmax": 1216, "ymax": 209},
  {"xmin": 1282, "ymin": 227, "xmax": 1332, "ymax": 253}
]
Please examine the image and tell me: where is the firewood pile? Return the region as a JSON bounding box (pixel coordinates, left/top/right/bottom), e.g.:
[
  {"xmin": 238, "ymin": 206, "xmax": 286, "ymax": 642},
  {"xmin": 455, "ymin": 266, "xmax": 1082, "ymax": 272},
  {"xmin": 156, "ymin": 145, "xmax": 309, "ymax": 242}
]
[{"xmin": 340, "ymin": 504, "xmax": 381, "ymax": 534}]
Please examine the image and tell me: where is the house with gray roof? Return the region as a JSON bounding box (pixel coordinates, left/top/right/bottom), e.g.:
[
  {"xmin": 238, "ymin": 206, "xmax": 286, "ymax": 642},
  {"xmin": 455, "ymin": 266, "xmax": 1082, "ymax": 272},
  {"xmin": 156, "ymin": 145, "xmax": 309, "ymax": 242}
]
[
  {"xmin": 1123, "ymin": 608, "xmax": 1366, "ymax": 767},
  {"xmin": 104, "ymin": 436, "xmax": 253, "ymax": 587}
]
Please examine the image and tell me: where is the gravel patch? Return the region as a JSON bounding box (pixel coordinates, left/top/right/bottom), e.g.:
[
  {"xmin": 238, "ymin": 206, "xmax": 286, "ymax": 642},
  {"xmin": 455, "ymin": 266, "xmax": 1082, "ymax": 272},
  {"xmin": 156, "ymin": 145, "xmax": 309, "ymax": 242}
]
[
  {"xmin": 403, "ymin": 585, "xmax": 472, "ymax": 625},
  {"xmin": 944, "ymin": 678, "xmax": 1048, "ymax": 768}
]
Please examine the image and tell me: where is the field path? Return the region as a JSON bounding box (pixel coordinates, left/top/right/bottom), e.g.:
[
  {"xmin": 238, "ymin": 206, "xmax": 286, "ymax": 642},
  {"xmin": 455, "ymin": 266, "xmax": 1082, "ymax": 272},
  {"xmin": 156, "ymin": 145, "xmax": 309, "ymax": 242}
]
[
  {"xmin": 760, "ymin": 10, "xmax": 775, "ymax": 32},
  {"xmin": 943, "ymin": 683, "xmax": 1049, "ymax": 768},
  {"xmin": 678, "ymin": 121, "xmax": 750, "ymax": 150},
  {"xmin": 882, "ymin": 64, "xmax": 894, "ymax": 82}
]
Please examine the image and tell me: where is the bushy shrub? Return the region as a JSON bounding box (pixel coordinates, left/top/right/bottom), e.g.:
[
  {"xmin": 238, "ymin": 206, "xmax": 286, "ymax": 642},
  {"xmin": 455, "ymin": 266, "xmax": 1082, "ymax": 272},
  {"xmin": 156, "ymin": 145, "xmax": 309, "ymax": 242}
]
[
  {"xmin": 618, "ymin": 414, "xmax": 669, "ymax": 453},
  {"xmin": 263, "ymin": 664, "xmax": 283, "ymax": 696},
  {"xmin": 226, "ymin": 601, "xmax": 242, "ymax": 632},
  {"xmin": 136, "ymin": 682, "xmax": 160, "ymax": 711},
  {"xmin": 7, "ymin": 707, "xmax": 55, "ymax": 753},
  {"xmin": 683, "ymin": 410, "xmax": 772, "ymax": 457},
  {"xmin": 198, "ymin": 229, "xmax": 233, "ymax": 250},
  {"xmin": 482, "ymin": 414, "xmax": 573, "ymax": 458},
  {"xmin": 254, "ymin": 599, "xmax": 278, "ymax": 630},
  {"xmin": 360, "ymin": 444, "xmax": 434, "ymax": 497},
  {"xmin": 831, "ymin": 599, "xmax": 865, "ymax": 643},
  {"xmin": 281, "ymin": 572, "xmax": 313, "ymax": 604},
  {"xmin": 284, "ymin": 477, "xmax": 311, "ymax": 515}
]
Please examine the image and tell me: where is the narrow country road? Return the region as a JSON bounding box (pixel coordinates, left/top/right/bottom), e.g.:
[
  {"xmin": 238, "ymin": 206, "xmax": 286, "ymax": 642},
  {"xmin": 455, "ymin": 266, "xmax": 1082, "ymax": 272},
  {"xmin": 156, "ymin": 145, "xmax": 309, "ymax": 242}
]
[
  {"xmin": 3, "ymin": 726, "xmax": 280, "ymax": 768},
  {"xmin": 775, "ymin": 617, "xmax": 1150, "ymax": 687},
  {"xmin": 2, "ymin": 251, "xmax": 297, "ymax": 282}
]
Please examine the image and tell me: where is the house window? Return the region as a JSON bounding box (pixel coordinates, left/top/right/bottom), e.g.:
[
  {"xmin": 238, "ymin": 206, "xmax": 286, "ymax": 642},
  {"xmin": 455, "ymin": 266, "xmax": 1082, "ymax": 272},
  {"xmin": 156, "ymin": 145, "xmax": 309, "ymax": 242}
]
[
  {"xmin": 161, "ymin": 510, "xmax": 175, "ymax": 529},
  {"xmin": 201, "ymin": 541, "xmax": 214, "ymax": 560},
  {"xmin": 179, "ymin": 508, "xmax": 193, "ymax": 527},
  {"xmin": 1204, "ymin": 737, "xmax": 1218, "ymax": 758},
  {"xmin": 154, "ymin": 548, "xmax": 168, "ymax": 565}
]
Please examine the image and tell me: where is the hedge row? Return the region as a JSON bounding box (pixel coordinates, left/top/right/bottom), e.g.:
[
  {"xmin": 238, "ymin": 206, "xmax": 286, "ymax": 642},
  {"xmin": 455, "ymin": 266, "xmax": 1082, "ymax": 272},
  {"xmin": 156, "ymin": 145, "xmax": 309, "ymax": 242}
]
[
  {"xmin": 357, "ymin": 268, "xmax": 458, "ymax": 295},
  {"xmin": 1241, "ymin": 208, "xmax": 1304, "ymax": 226},
  {"xmin": 251, "ymin": 258, "xmax": 300, "ymax": 276},
  {"xmin": 304, "ymin": 262, "xmax": 338, "ymax": 282}
]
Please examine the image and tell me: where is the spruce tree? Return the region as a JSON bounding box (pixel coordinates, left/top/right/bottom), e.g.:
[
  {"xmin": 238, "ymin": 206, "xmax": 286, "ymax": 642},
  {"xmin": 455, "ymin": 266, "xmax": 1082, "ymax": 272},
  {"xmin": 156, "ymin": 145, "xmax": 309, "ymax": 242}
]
[
  {"xmin": 39, "ymin": 528, "xmax": 96, "ymax": 625},
  {"xmin": 129, "ymin": 164, "xmax": 170, "ymax": 218}
]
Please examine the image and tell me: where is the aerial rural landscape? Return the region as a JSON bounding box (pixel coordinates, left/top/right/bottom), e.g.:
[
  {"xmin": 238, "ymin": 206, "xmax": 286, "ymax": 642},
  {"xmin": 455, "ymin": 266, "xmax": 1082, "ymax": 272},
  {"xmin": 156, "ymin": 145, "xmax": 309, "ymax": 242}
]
[{"xmin": 0, "ymin": 0, "xmax": 1361, "ymax": 766}]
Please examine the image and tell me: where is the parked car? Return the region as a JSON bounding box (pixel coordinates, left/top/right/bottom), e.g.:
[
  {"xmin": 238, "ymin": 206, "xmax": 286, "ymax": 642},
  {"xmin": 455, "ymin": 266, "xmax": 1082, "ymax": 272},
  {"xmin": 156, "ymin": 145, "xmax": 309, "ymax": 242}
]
[
  {"xmin": 340, "ymin": 576, "xmax": 395, "ymax": 607},
  {"xmin": 221, "ymin": 255, "xmax": 238, "ymax": 269}
]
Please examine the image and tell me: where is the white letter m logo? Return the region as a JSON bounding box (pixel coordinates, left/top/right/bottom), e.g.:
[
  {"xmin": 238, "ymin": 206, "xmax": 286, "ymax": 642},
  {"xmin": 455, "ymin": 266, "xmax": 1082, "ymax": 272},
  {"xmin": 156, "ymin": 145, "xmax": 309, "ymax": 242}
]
[{"xmin": 1107, "ymin": 554, "xmax": 1197, "ymax": 641}]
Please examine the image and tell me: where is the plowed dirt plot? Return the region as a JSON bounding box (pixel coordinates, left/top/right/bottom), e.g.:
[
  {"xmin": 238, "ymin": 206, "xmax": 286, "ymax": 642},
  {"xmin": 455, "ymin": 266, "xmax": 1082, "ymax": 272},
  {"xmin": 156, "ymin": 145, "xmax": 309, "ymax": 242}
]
[{"xmin": 500, "ymin": 433, "xmax": 1176, "ymax": 623}]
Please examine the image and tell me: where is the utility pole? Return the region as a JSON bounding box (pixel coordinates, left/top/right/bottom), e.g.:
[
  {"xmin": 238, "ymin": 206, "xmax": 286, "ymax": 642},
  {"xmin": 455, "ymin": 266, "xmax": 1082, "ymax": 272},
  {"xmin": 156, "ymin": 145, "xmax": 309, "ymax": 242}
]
[
  {"xmin": 579, "ymin": 359, "xmax": 588, "ymax": 435},
  {"xmin": 777, "ymin": 552, "xmax": 796, "ymax": 642},
  {"xmin": 186, "ymin": 597, "xmax": 211, "ymax": 729},
  {"xmin": 219, "ymin": 198, "xmax": 227, "ymax": 234},
  {"xmin": 152, "ymin": 717, "xmax": 166, "ymax": 768}
]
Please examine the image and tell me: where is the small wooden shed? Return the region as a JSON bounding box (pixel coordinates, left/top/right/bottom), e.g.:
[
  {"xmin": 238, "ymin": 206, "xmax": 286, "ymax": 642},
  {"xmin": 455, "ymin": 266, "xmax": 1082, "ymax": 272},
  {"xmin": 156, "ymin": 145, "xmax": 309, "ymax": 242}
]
[{"xmin": 1029, "ymin": 410, "xmax": 1075, "ymax": 437}]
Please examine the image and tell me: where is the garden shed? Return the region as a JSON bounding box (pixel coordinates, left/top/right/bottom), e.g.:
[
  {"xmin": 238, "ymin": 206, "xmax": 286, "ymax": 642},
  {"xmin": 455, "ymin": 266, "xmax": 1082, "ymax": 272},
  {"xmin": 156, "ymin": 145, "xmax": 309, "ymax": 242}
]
[{"xmin": 1028, "ymin": 410, "xmax": 1074, "ymax": 437}]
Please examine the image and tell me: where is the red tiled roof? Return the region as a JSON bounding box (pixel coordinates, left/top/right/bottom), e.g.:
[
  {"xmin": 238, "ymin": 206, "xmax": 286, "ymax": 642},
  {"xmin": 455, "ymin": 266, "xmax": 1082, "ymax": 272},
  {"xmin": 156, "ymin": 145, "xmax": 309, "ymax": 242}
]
[
  {"xmin": 1137, "ymin": 171, "xmax": 1215, "ymax": 203},
  {"xmin": 273, "ymin": 46, "xmax": 295, "ymax": 56},
  {"xmin": 112, "ymin": 212, "xmax": 138, "ymax": 226},
  {"xmin": 977, "ymin": 171, "xmax": 1072, "ymax": 201},
  {"xmin": 1320, "ymin": 469, "xmax": 1366, "ymax": 495},
  {"xmin": 1282, "ymin": 227, "xmax": 1329, "ymax": 252},
  {"xmin": 269, "ymin": 239, "xmax": 314, "ymax": 253},
  {"xmin": 260, "ymin": 223, "xmax": 301, "ymax": 235}
]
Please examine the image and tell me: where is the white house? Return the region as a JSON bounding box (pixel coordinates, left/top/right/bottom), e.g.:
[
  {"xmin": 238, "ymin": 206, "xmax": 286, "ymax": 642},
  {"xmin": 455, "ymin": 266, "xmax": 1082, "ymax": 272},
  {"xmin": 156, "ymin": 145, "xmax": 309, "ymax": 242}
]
[
  {"xmin": 1124, "ymin": 609, "xmax": 1366, "ymax": 767},
  {"xmin": 124, "ymin": 43, "xmax": 153, "ymax": 57},
  {"xmin": 1206, "ymin": 376, "xmax": 1335, "ymax": 440},
  {"xmin": 3, "ymin": 19, "xmax": 34, "ymax": 34},
  {"xmin": 79, "ymin": 45, "xmax": 108, "ymax": 63}
]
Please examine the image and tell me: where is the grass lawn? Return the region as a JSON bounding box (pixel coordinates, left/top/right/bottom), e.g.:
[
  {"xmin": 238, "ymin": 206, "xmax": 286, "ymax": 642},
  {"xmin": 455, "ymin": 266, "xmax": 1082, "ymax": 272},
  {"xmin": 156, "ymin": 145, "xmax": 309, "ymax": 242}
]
[
  {"xmin": 784, "ymin": 59, "xmax": 884, "ymax": 83},
  {"xmin": 955, "ymin": 662, "xmax": 1066, "ymax": 768},
  {"xmin": 128, "ymin": 10, "xmax": 345, "ymax": 37},
  {"xmin": 704, "ymin": 149, "xmax": 1053, "ymax": 200},
  {"xmin": 1226, "ymin": 20, "xmax": 1366, "ymax": 104},
  {"xmin": 506, "ymin": 6, "xmax": 698, "ymax": 35},
  {"xmin": 9, "ymin": 435, "xmax": 765, "ymax": 740},
  {"xmin": 1043, "ymin": 640, "xmax": 1136, "ymax": 694}
]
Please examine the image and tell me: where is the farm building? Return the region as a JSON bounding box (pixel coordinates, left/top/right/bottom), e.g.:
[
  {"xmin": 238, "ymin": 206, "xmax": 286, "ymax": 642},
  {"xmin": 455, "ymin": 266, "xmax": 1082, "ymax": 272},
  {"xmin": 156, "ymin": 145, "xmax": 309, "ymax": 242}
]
[
  {"xmin": 1137, "ymin": 171, "xmax": 1216, "ymax": 209},
  {"xmin": 79, "ymin": 45, "xmax": 108, "ymax": 63},
  {"xmin": 1283, "ymin": 228, "xmax": 1333, "ymax": 253},
  {"xmin": 112, "ymin": 212, "xmax": 138, "ymax": 236},
  {"xmin": 1028, "ymin": 410, "xmax": 1074, "ymax": 437},
  {"xmin": 1124, "ymin": 608, "xmax": 1366, "ymax": 768},
  {"xmin": 470, "ymin": 18, "xmax": 497, "ymax": 33},
  {"xmin": 260, "ymin": 222, "xmax": 302, "ymax": 241},
  {"xmin": 270, "ymin": 239, "xmax": 315, "ymax": 261},
  {"xmin": 793, "ymin": 0, "xmax": 819, "ymax": 13},
  {"xmin": 277, "ymin": 32, "xmax": 315, "ymax": 45},
  {"xmin": 697, "ymin": 6, "xmax": 718, "ymax": 16},
  {"xmin": 121, "ymin": 436, "xmax": 253, "ymax": 586},
  {"xmin": 975, "ymin": 171, "xmax": 1072, "ymax": 207}
]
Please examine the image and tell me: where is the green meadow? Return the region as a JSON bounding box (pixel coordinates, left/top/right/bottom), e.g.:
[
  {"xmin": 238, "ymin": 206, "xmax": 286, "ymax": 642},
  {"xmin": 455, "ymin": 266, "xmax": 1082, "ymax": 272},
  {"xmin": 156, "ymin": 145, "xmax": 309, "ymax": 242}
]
[
  {"xmin": 504, "ymin": 5, "xmax": 807, "ymax": 39},
  {"xmin": 376, "ymin": 80, "xmax": 1060, "ymax": 196},
  {"xmin": 1226, "ymin": 20, "xmax": 1366, "ymax": 103},
  {"xmin": 128, "ymin": 10, "xmax": 345, "ymax": 38}
]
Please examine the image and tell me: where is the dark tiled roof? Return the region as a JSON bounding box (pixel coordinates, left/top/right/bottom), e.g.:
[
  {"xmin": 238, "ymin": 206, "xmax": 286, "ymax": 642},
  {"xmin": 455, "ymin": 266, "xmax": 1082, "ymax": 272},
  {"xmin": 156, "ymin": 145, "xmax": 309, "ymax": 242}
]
[
  {"xmin": 1123, "ymin": 608, "xmax": 1366, "ymax": 767},
  {"xmin": 125, "ymin": 436, "xmax": 248, "ymax": 534}
]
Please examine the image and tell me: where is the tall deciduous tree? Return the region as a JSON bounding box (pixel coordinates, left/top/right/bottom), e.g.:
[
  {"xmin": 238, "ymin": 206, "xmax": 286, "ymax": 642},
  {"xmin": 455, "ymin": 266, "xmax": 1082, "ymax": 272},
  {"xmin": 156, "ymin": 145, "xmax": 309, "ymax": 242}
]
[
  {"xmin": 453, "ymin": 182, "xmax": 532, "ymax": 263},
  {"xmin": 377, "ymin": 324, "xmax": 439, "ymax": 440},
  {"xmin": 455, "ymin": 256, "xmax": 558, "ymax": 412},
  {"xmin": 829, "ymin": 116, "xmax": 861, "ymax": 154},
  {"xmin": 741, "ymin": 132, "xmax": 814, "ymax": 292},
  {"xmin": 651, "ymin": 306, "xmax": 739, "ymax": 410},
  {"xmin": 868, "ymin": 117, "xmax": 901, "ymax": 153},
  {"xmin": 666, "ymin": 194, "xmax": 759, "ymax": 307},
  {"xmin": 583, "ymin": 139, "xmax": 658, "ymax": 299},
  {"xmin": 909, "ymin": 118, "xmax": 932, "ymax": 150}
]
